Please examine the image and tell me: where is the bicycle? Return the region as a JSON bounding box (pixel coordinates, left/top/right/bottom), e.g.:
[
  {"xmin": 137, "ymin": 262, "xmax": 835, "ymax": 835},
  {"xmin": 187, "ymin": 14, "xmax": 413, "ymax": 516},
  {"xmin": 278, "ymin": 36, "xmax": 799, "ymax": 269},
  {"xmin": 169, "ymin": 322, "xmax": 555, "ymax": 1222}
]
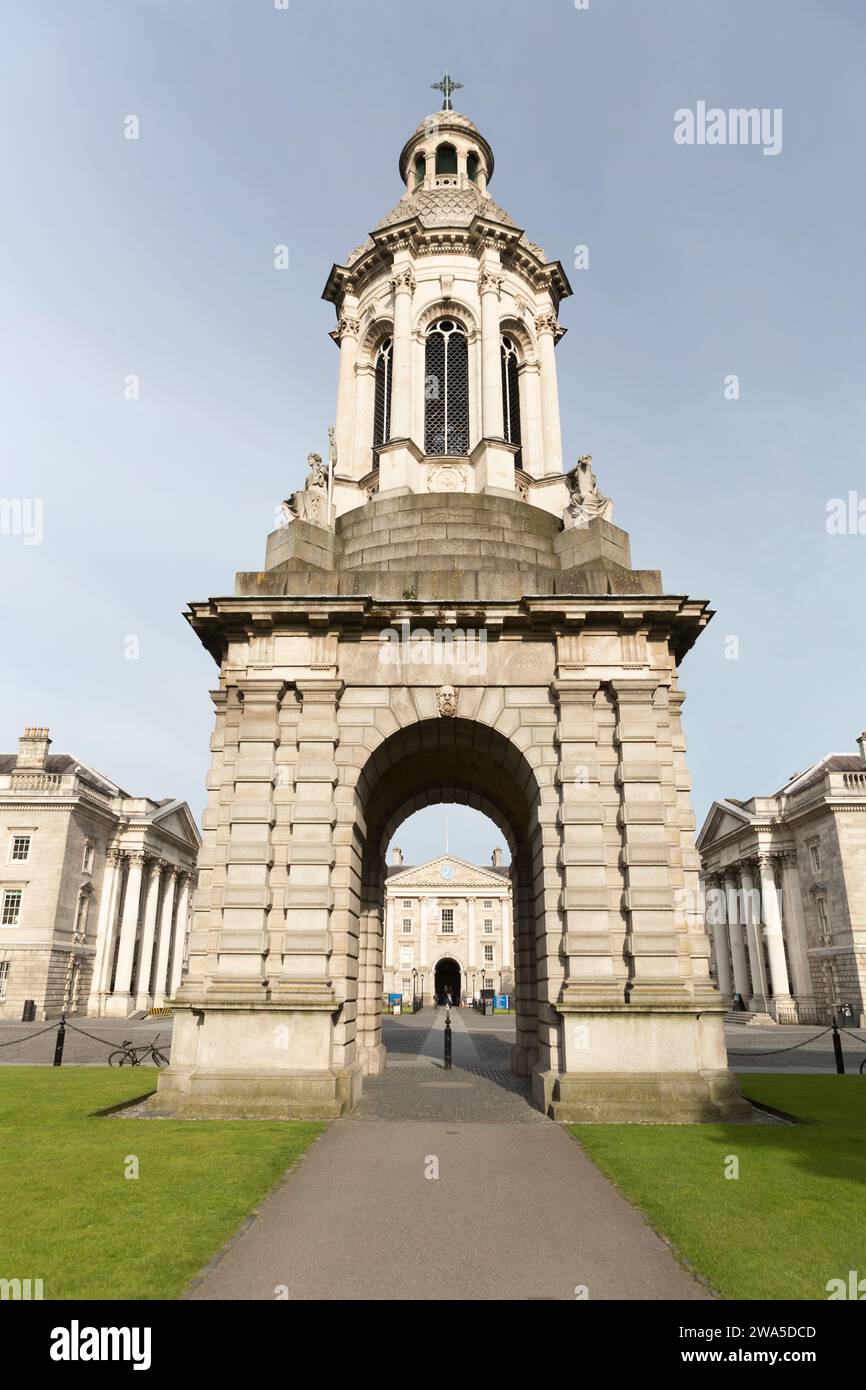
[{"xmin": 108, "ymin": 1035, "xmax": 169, "ymax": 1067}]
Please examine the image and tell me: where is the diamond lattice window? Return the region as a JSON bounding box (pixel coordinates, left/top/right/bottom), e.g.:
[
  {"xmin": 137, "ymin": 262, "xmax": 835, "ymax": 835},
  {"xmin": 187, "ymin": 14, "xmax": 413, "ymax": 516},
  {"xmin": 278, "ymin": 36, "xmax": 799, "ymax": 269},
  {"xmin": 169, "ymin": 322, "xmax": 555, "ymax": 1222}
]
[
  {"xmin": 501, "ymin": 336, "xmax": 522, "ymax": 469},
  {"xmin": 425, "ymin": 320, "xmax": 469, "ymax": 456},
  {"xmin": 373, "ymin": 337, "xmax": 392, "ymax": 449}
]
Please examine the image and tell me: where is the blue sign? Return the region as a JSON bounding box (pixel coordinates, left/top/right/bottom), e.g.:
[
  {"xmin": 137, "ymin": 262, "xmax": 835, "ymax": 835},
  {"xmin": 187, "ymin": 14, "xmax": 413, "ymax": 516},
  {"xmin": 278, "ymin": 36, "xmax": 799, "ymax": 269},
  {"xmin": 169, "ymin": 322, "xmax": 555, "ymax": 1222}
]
[
  {"xmin": 388, "ymin": 993, "xmax": 402, "ymax": 1004},
  {"xmin": 494, "ymin": 995, "xmax": 508, "ymax": 1011}
]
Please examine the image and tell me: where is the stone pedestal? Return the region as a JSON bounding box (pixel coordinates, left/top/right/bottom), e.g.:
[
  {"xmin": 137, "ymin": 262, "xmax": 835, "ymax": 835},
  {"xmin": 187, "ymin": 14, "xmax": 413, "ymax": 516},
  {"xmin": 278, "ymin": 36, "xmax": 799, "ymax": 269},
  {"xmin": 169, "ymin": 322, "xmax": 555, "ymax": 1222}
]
[
  {"xmin": 151, "ymin": 1002, "xmax": 361, "ymax": 1119},
  {"xmin": 540, "ymin": 1003, "xmax": 751, "ymax": 1122}
]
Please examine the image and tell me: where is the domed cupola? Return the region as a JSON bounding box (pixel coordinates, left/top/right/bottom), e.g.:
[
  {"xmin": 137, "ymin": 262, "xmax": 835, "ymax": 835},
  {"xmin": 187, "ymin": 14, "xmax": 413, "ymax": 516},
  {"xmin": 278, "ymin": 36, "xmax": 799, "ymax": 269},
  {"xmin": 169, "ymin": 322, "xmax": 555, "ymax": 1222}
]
[{"xmin": 322, "ymin": 75, "xmax": 573, "ymax": 520}]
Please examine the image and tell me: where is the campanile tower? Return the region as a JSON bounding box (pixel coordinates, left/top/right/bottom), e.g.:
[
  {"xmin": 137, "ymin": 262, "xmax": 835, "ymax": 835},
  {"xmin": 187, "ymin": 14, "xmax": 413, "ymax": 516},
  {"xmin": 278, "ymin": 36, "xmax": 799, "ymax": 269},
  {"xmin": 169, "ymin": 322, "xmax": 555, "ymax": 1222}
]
[{"xmin": 156, "ymin": 83, "xmax": 748, "ymax": 1124}]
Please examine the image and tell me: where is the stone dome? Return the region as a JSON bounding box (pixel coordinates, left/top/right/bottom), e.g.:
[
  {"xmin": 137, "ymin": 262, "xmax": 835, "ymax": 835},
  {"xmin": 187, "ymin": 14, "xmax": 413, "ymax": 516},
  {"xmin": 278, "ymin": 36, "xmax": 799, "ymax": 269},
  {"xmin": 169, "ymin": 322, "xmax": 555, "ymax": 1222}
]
[{"xmin": 374, "ymin": 183, "xmax": 519, "ymax": 233}]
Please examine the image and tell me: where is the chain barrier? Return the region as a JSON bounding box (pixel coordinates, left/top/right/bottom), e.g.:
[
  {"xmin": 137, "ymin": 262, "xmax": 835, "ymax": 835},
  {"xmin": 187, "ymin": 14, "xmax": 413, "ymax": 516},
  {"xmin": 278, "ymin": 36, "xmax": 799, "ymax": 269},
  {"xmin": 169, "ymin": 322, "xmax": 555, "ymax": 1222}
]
[
  {"xmin": 0, "ymin": 1023, "xmax": 59, "ymax": 1049},
  {"xmin": 0, "ymin": 1018, "xmax": 170, "ymax": 1056}
]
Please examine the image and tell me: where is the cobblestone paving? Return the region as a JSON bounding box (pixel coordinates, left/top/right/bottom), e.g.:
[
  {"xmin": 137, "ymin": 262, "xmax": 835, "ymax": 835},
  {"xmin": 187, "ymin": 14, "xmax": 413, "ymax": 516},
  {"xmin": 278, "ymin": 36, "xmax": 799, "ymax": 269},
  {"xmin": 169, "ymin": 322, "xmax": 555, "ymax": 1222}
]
[{"xmin": 351, "ymin": 1009, "xmax": 545, "ymax": 1122}]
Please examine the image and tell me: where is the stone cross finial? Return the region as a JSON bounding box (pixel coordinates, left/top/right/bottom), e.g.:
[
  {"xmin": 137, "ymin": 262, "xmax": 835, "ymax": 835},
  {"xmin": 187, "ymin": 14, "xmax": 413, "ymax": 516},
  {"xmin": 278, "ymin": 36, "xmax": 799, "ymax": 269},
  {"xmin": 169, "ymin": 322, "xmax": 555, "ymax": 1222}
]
[{"xmin": 431, "ymin": 72, "xmax": 463, "ymax": 111}]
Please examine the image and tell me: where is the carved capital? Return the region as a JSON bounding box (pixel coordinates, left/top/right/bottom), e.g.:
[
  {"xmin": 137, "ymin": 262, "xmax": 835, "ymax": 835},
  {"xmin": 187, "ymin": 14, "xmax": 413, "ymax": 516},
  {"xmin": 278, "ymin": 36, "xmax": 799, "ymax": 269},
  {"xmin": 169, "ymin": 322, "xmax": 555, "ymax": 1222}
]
[
  {"xmin": 534, "ymin": 311, "xmax": 561, "ymax": 337},
  {"xmin": 478, "ymin": 268, "xmax": 503, "ymax": 297},
  {"xmin": 389, "ymin": 267, "xmax": 416, "ymax": 295},
  {"xmin": 336, "ymin": 314, "xmax": 360, "ymax": 339}
]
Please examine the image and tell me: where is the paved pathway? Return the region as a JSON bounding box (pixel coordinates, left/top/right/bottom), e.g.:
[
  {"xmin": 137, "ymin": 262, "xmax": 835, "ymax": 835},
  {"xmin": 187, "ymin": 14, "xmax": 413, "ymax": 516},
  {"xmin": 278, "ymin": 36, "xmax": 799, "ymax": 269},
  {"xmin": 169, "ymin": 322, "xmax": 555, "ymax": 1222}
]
[{"xmin": 188, "ymin": 1009, "xmax": 711, "ymax": 1301}]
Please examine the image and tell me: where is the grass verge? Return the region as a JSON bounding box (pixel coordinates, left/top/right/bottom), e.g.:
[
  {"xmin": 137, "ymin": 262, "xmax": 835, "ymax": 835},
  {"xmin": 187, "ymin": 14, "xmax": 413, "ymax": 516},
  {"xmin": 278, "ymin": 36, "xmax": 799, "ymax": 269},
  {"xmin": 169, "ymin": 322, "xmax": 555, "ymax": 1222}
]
[
  {"xmin": 569, "ymin": 1075, "xmax": 866, "ymax": 1299},
  {"xmin": 0, "ymin": 1068, "xmax": 324, "ymax": 1299}
]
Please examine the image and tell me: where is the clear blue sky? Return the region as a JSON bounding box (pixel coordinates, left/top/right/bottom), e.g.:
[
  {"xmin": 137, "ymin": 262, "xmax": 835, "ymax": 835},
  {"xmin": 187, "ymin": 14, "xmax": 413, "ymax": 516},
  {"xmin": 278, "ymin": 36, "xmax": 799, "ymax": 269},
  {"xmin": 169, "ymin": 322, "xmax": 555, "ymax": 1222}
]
[{"xmin": 1, "ymin": 1, "xmax": 863, "ymax": 868}]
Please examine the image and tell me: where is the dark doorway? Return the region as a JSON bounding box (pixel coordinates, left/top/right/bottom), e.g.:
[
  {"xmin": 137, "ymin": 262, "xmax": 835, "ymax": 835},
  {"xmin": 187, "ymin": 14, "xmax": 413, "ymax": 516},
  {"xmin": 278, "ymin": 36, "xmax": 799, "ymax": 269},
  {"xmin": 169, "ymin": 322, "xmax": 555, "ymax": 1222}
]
[{"xmin": 435, "ymin": 957, "xmax": 461, "ymax": 1006}]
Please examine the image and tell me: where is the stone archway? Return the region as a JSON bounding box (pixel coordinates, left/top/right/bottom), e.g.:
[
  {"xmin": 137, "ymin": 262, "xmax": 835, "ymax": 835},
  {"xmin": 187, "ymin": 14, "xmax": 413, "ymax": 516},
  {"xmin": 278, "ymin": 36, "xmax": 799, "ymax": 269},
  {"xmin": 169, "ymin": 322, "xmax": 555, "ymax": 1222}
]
[
  {"xmin": 340, "ymin": 716, "xmax": 551, "ymax": 1087},
  {"xmin": 434, "ymin": 957, "xmax": 461, "ymax": 1005}
]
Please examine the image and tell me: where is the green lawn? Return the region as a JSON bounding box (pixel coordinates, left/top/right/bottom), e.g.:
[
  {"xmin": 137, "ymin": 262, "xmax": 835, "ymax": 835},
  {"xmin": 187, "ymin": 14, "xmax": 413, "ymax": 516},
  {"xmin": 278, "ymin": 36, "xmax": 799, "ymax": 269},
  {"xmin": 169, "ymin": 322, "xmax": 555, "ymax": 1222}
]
[
  {"xmin": 570, "ymin": 1075, "xmax": 866, "ymax": 1300},
  {"xmin": 0, "ymin": 1069, "xmax": 324, "ymax": 1300}
]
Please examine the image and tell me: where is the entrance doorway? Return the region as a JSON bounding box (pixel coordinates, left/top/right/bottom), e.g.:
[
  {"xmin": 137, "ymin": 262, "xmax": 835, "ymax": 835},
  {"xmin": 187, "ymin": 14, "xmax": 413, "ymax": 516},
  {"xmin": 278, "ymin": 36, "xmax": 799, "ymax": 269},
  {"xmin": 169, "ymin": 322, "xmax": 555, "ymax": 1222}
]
[{"xmin": 434, "ymin": 957, "xmax": 461, "ymax": 1006}]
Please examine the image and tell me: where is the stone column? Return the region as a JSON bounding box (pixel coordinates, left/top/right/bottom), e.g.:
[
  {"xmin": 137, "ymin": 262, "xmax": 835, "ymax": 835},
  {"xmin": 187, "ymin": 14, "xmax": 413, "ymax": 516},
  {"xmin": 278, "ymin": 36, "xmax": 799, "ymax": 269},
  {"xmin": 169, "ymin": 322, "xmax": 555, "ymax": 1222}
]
[
  {"xmin": 86, "ymin": 848, "xmax": 124, "ymax": 1013},
  {"xmin": 724, "ymin": 871, "xmax": 751, "ymax": 1001},
  {"xmin": 535, "ymin": 309, "xmax": 564, "ymax": 475},
  {"xmin": 467, "ymin": 896, "xmax": 476, "ymax": 968},
  {"xmin": 555, "ymin": 679, "xmax": 625, "ymax": 1006},
  {"xmin": 168, "ymin": 872, "xmax": 191, "ymax": 1000},
  {"xmin": 478, "ymin": 264, "xmax": 504, "ymax": 439},
  {"xmin": 501, "ymin": 895, "xmax": 511, "ymax": 969},
  {"xmin": 757, "ymin": 853, "xmax": 794, "ymax": 1012},
  {"xmin": 420, "ymin": 896, "xmax": 429, "ymax": 972},
  {"xmin": 134, "ymin": 859, "xmax": 164, "ymax": 1011},
  {"xmin": 152, "ymin": 868, "xmax": 178, "ymax": 1007},
  {"xmin": 705, "ymin": 875, "xmax": 733, "ymax": 998},
  {"xmin": 388, "ymin": 265, "xmax": 415, "ymax": 440},
  {"xmin": 780, "ymin": 854, "xmax": 814, "ymax": 1005},
  {"xmin": 518, "ymin": 362, "xmax": 543, "ymax": 478},
  {"xmin": 106, "ymin": 852, "xmax": 145, "ymax": 1015},
  {"xmin": 385, "ymin": 896, "xmax": 395, "ymax": 978},
  {"xmin": 612, "ymin": 680, "xmax": 688, "ymax": 1002},
  {"xmin": 740, "ymin": 861, "xmax": 770, "ymax": 1012},
  {"xmin": 352, "ymin": 362, "xmax": 377, "ymax": 477},
  {"xmin": 334, "ymin": 308, "xmax": 359, "ymax": 476}
]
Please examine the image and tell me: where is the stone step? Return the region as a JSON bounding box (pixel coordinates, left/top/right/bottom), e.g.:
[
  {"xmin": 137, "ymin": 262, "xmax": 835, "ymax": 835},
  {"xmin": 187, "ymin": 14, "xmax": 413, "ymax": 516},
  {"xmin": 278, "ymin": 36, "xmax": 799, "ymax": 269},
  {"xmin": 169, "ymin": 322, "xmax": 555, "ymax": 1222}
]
[{"xmin": 725, "ymin": 1011, "xmax": 776, "ymax": 1025}]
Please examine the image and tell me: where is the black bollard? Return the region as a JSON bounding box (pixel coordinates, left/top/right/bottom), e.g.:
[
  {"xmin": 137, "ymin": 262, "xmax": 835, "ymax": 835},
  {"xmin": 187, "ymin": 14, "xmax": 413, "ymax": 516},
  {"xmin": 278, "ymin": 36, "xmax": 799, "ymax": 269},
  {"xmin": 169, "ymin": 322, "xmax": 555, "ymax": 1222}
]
[
  {"xmin": 444, "ymin": 1013, "xmax": 452, "ymax": 1070},
  {"xmin": 53, "ymin": 1013, "xmax": 67, "ymax": 1068},
  {"xmin": 831, "ymin": 1017, "xmax": 845, "ymax": 1074}
]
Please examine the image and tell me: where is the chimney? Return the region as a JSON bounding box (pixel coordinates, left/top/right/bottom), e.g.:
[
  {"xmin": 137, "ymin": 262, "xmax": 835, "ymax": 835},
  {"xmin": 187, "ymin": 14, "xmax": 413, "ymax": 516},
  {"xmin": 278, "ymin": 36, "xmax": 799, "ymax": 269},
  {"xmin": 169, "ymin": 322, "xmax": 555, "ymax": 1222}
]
[
  {"xmin": 16, "ymin": 726, "xmax": 51, "ymax": 770},
  {"xmin": 858, "ymin": 733, "xmax": 866, "ymax": 767},
  {"xmin": 491, "ymin": 847, "xmax": 502, "ymax": 867},
  {"xmin": 391, "ymin": 846, "xmax": 403, "ymax": 866}
]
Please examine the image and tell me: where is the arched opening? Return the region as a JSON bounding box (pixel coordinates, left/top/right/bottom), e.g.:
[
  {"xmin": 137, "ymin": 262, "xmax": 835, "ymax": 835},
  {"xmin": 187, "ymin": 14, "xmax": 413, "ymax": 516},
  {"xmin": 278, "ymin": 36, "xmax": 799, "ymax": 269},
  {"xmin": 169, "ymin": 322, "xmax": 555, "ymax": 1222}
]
[
  {"xmin": 343, "ymin": 717, "xmax": 552, "ymax": 1097},
  {"xmin": 434, "ymin": 957, "xmax": 461, "ymax": 1006},
  {"xmin": 466, "ymin": 150, "xmax": 480, "ymax": 183},
  {"xmin": 424, "ymin": 318, "xmax": 469, "ymax": 455},
  {"xmin": 500, "ymin": 335, "xmax": 522, "ymax": 468},
  {"xmin": 383, "ymin": 803, "xmax": 514, "ymax": 1012},
  {"xmin": 413, "ymin": 152, "xmax": 426, "ymax": 188},
  {"xmin": 373, "ymin": 336, "xmax": 392, "ymax": 449},
  {"xmin": 435, "ymin": 142, "xmax": 458, "ymax": 176}
]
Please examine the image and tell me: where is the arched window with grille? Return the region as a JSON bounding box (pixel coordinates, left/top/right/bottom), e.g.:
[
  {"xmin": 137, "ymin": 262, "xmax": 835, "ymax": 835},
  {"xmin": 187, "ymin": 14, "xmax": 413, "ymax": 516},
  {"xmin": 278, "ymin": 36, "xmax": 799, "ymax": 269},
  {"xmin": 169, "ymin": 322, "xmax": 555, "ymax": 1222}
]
[
  {"xmin": 373, "ymin": 337, "xmax": 392, "ymax": 450},
  {"xmin": 435, "ymin": 143, "xmax": 458, "ymax": 176},
  {"xmin": 467, "ymin": 151, "xmax": 479, "ymax": 183},
  {"xmin": 500, "ymin": 336, "xmax": 522, "ymax": 468},
  {"xmin": 413, "ymin": 153, "xmax": 426, "ymax": 188},
  {"xmin": 424, "ymin": 319, "xmax": 469, "ymax": 456}
]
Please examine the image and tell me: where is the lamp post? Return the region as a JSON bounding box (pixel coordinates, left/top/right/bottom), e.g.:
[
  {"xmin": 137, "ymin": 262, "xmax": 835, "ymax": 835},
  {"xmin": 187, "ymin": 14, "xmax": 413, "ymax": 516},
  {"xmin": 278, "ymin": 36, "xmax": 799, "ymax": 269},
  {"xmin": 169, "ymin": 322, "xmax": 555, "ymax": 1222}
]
[{"xmin": 412, "ymin": 967, "xmax": 418, "ymax": 1012}]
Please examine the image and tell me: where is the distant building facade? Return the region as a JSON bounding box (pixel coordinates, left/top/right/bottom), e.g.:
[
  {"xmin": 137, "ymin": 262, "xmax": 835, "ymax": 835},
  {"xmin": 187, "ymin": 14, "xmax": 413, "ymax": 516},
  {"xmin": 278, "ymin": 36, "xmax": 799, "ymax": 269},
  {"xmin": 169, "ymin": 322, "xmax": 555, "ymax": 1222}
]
[
  {"xmin": 0, "ymin": 726, "xmax": 201, "ymax": 1020},
  {"xmin": 384, "ymin": 848, "xmax": 513, "ymax": 1004},
  {"xmin": 697, "ymin": 731, "xmax": 866, "ymax": 1024}
]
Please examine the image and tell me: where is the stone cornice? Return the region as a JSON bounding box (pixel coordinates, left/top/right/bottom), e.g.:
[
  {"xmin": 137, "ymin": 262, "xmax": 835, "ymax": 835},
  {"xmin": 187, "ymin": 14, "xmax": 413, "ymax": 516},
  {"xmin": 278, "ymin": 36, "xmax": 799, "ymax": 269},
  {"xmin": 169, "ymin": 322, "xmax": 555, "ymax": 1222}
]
[{"xmin": 186, "ymin": 593, "xmax": 712, "ymax": 666}]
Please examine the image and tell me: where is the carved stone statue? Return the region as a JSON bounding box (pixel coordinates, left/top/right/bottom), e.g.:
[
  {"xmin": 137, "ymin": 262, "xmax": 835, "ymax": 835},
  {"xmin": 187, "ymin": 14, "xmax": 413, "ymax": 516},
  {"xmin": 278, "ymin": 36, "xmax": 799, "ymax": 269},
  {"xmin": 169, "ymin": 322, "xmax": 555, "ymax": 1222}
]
[
  {"xmin": 327, "ymin": 426, "xmax": 337, "ymax": 470},
  {"xmin": 436, "ymin": 685, "xmax": 458, "ymax": 717},
  {"xmin": 564, "ymin": 454, "xmax": 613, "ymax": 529},
  {"xmin": 282, "ymin": 452, "xmax": 330, "ymax": 527}
]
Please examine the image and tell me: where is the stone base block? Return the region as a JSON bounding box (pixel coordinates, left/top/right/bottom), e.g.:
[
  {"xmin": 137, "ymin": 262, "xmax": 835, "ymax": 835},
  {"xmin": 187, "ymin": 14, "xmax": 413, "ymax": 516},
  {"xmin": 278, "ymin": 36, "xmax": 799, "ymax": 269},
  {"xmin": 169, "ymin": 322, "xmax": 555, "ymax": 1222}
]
[
  {"xmin": 102, "ymin": 993, "xmax": 134, "ymax": 1019},
  {"xmin": 150, "ymin": 1063, "xmax": 362, "ymax": 1120},
  {"xmin": 149, "ymin": 998, "xmax": 360, "ymax": 1119},
  {"xmin": 539, "ymin": 1069, "xmax": 753, "ymax": 1124},
  {"xmin": 358, "ymin": 1042, "xmax": 387, "ymax": 1076}
]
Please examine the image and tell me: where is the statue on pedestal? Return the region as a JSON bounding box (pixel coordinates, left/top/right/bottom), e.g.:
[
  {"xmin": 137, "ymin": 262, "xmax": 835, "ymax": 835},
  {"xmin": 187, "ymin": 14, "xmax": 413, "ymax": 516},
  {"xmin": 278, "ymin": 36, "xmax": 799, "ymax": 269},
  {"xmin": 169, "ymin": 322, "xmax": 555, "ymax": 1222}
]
[
  {"xmin": 564, "ymin": 455, "xmax": 613, "ymax": 529},
  {"xmin": 282, "ymin": 452, "xmax": 329, "ymax": 527}
]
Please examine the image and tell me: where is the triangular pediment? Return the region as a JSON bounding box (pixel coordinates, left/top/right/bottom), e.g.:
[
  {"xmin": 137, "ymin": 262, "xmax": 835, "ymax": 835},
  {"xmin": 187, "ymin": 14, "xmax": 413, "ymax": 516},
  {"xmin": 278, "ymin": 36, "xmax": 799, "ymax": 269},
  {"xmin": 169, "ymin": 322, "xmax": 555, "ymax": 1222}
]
[
  {"xmin": 148, "ymin": 800, "xmax": 203, "ymax": 849},
  {"xmin": 696, "ymin": 800, "xmax": 752, "ymax": 851},
  {"xmin": 388, "ymin": 854, "xmax": 508, "ymax": 891}
]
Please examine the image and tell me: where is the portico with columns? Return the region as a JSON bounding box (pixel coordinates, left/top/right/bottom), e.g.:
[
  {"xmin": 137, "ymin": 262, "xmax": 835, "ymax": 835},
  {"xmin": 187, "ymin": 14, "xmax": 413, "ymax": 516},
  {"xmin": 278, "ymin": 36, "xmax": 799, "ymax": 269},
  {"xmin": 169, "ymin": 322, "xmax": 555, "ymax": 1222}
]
[
  {"xmin": 0, "ymin": 724, "xmax": 200, "ymax": 1021},
  {"xmin": 384, "ymin": 849, "xmax": 513, "ymax": 1005},
  {"xmin": 698, "ymin": 732, "xmax": 866, "ymax": 1025}
]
